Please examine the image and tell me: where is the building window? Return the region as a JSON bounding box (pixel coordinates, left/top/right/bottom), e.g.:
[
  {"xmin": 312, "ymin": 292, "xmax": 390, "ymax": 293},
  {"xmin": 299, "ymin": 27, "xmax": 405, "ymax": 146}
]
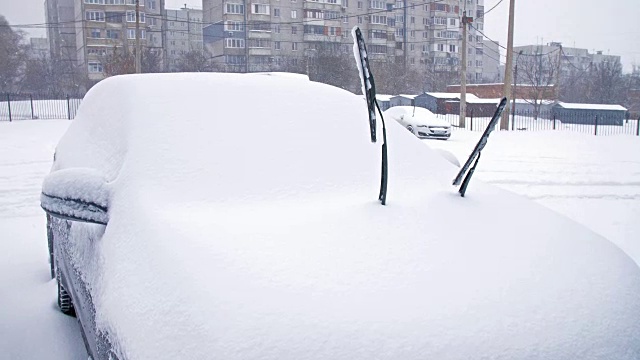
[
  {"xmin": 410, "ymin": 43, "xmax": 415, "ymax": 50},
  {"xmin": 292, "ymin": 42, "xmax": 298, "ymax": 51},
  {"xmin": 126, "ymin": 11, "xmax": 145, "ymax": 23},
  {"xmin": 410, "ymin": 30, "xmax": 415, "ymax": 38},
  {"xmin": 225, "ymin": 21, "xmax": 244, "ymax": 31},
  {"xmin": 370, "ymin": 15, "xmax": 386, "ymax": 24},
  {"xmin": 248, "ymin": 39, "xmax": 270, "ymax": 48},
  {"xmin": 105, "ymin": 29, "xmax": 119, "ymax": 39},
  {"xmin": 225, "ymin": 38, "xmax": 245, "ymax": 48},
  {"xmin": 88, "ymin": 61, "xmax": 103, "ymax": 73},
  {"xmin": 291, "ymin": 10, "xmax": 297, "ymax": 18},
  {"xmin": 90, "ymin": 28, "xmax": 101, "ymax": 38},
  {"xmin": 450, "ymin": 18, "xmax": 456, "ymax": 26},
  {"xmin": 85, "ymin": 11, "xmax": 105, "ymax": 22},
  {"xmin": 273, "ymin": 8, "xmax": 280, "ymax": 16},
  {"xmin": 369, "ymin": 0, "xmax": 385, "ymax": 9},
  {"xmin": 369, "ymin": 45, "xmax": 386, "ymax": 54},
  {"xmin": 274, "ymin": 25, "xmax": 280, "ymax": 33},
  {"xmin": 437, "ymin": 43, "xmax": 444, "ymax": 51},
  {"xmin": 227, "ymin": 55, "xmax": 246, "ymax": 64},
  {"xmin": 105, "ymin": 0, "xmax": 125, "ymax": 4},
  {"xmin": 85, "ymin": 0, "xmax": 105, "ymax": 4},
  {"xmin": 410, "ymin": 58, "xmax": 415, "ymax": 65},
  {"xmin": 357, "ymin": 16, "xmax": 362, "ymax": 24},
  {"xmin": 147, "ymin": 0, "xmax": 156, "ymax": 9},
  {"xmin": 476, "ymin": 60, "xmax": 483, "ymax": 67},
  {"xmin": 291, "ymin": 26, "xmax": 297, "ymax": 34},
  {"xmin": 274, "ymin": 41, "xmax": 281, "ymax": 50},
  {"xmin": 252, "ymin": 4, "xmax": 270, "ymax": 14},
  {"xmin": 127, "ymin": 29, "xmax": 136, "ymax": 39},
  {"xmin": 357, "ymin": 1, "xmax": 362, "ymax": 8},
  {"xmin": 225, "ymin": 3, "xmax": 245, "ymax": 14},
  {"xmin": 449, "ymin": 44, "xmax": 456, "ymax": 52}
]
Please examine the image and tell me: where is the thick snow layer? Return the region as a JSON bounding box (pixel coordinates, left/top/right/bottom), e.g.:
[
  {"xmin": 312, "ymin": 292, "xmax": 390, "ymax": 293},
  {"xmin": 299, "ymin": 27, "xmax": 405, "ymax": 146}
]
[
  {"xmin": 48, "ymin": 73, "xmax": 640, "ymax": 359},
  {"xmin": 424, "ymin": 130, "xmax": 640, "ymax": 266},
  {"xmin": 0, "ymin": 120, "xmax": 86, "ymax": 359}
]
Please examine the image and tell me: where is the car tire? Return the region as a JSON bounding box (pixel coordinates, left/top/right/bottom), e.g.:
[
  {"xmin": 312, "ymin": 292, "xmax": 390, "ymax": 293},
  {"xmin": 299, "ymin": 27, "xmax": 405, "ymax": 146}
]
[
  {"xmin": 57, "ymin": 276, "xmax": 76, "ymax": 316},
  {"xmin": 407, "ymin": 125, "xmax": 414, "ymax": 134}
]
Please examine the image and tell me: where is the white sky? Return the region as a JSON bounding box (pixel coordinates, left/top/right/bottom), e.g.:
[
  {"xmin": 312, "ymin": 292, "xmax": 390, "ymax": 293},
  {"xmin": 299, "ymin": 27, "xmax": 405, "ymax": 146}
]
[{"xmin": 3, "ymin": 0, "xmax": 639, "ymax": 71}]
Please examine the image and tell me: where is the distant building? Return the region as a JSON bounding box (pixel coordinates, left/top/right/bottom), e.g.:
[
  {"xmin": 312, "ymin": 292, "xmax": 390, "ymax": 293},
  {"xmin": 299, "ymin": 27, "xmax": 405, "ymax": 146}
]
[
  {"xmin": 201, "ymin": 0, "xmax": 487, "ymax": 80},
  {"xmin": 390, "ymin": 94, "xmax": 419, "ymax": 107},
  {"xmin": 45, "ymin": 0, "xmax": 77, "ymax": 66},
  {"xmin": 482, "ymin": 40, "xmax": 501, "ymax": 83},
  {"xmin": 165, "ymin": 7, "xmax": 204, "ymax": 71},
  {"xmin": 446, "ymin": 83, "xmax": 556, "ymax": 101},
  {"xmin": 44, "ymin": 0, "xmax": 166, "ymax": 81},
  {"xmin": 553, "ymin": 103, "xmax": 627, "ymax": 126},
  {"xmin": 514, "ymin": 42, "xmax": 621, "ymax": 79},
  {"xmin": 28, "ymin": 38, "xmax": 50, "ymax": 59}
]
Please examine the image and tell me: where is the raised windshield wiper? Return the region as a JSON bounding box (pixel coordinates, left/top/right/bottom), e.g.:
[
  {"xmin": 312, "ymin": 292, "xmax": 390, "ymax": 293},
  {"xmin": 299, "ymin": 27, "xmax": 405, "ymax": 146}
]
[
  {"xmin": 453, "ymin": 97, "xmax": 507, "ymax": 197},
  {"xmin": 352, "ymin": 26, "xmax": 388, "ymax": 205}
]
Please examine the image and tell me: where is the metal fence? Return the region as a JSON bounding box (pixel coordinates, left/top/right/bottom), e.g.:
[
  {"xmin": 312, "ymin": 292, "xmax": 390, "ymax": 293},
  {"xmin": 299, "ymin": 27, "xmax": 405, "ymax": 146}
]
[
  {"xmin": 0, "ymin": 93, "xmax": 83, "ymax": 121},
  {"xmin": 438, "ymin": 110, "xmax": 640, "ymax": 136}
]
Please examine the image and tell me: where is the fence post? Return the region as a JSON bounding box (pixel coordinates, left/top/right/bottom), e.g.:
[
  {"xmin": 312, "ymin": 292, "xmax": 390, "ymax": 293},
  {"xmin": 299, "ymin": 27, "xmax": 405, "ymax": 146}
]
[
  {"xmin": 553, "ymin": 115, "xmax": 556, "ymax": 130},
  {"xmin": 66, "ymin": 95, "xmax": 71, "ymax": 120},
  {"xmin": 594, "ymin": 115, "xmax": 598, "ymax": 136},
  {"xmin": 6, "ymin": 93, "xmax": 12, "ymax": 122},
  {"xmin": 30, "ymin": 94, "xmax": 35, "ymax": 119},
  {"xmin": 636, "ymin": 117, "xmax": 640, "ymax": 136},
  {"xmin": 470, "ymin": 109, "xmax": 473, "ymax": 131}
]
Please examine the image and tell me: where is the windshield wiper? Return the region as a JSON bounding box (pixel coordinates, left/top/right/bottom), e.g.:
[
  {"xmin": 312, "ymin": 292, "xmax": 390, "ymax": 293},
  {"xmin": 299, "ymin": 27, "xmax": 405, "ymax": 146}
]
[
  {"xmin": 453, "ymin": 97, "xmax": 507, "ymax": 197},
  {"xmin": 352, "ymin": 26, "xmax": 388, "ymax": 205}
]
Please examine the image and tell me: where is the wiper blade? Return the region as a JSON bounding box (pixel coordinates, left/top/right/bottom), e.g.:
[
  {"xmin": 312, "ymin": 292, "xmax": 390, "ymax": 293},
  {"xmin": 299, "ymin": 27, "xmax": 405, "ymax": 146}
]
[
  {"xmin": 352, "ymin": 26, "xmax": 388, "ymax": 205},
  {"xmin": 453, "ymin": 97, "xmax": 507, "ymax": 197}
]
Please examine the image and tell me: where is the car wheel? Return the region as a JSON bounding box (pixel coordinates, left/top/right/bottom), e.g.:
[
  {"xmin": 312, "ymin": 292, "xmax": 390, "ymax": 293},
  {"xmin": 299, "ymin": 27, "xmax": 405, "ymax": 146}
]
[
  {"xmin": 407, "ymin": 125, "xmax": 414, "ymax": 133},
  {"xmin": 57, "ymin": 276, "xmax": 76, "ymax": 316}
]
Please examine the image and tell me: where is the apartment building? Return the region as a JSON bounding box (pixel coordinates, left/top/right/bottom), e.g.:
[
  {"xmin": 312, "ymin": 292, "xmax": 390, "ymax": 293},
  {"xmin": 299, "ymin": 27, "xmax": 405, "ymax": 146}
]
[
  {"xmin": 482, "ymin": 39, "xmax": 501, "ymax": 82},
  {"xmin": 202, "ymin": 0, "xmax": 485, "ymax": 82},
  {"xmin": 514, "ymin": 42, "xmax": 621, "ymax": 79},
  {"xmin": 165, "ymin": 7, "xmax": 204, "ymax": 71},
  {"xmin": 45, "ymin": 0, "xmax": 78, "ymax": 66},
  {"xmin": 66, "ymin": 0, "xmax": 164, "ymax": 81}
]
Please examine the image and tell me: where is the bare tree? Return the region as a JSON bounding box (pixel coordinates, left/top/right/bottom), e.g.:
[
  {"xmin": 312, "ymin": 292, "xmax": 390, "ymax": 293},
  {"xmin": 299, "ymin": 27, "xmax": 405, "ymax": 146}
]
[
  {"xmin": 586, "ymin": 60, "xmax": 625, "ymax": 104},
  {"xmin": 517, "ymin": 53, "xmax": 557, "ymax": 119},
  {"xmin": 308, "ymin": 47, "xmax": 359, "ymax": 93},
  {"xmin": 176, "ymin": 50, "xmax": 212, "ymax": 72},
  {"xmin": 0, "ymin": 15, "xmax": 27, "ymax": 92},
  {"xmin": 102, "ymin": 46, "xmax": 135, "ymax": 77},
  {"xmin": 371, "ymin": 60, "xmax": 424, "ymax": 95}
]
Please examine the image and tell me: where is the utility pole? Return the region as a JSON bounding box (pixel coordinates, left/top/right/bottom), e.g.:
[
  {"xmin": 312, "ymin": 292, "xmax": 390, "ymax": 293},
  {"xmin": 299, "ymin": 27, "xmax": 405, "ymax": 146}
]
[
  {"xmin": 135, "ymin": 0, "xmax": 142, "ymax": 73},
  {"xmin": 460, "ymin": 11, "xmax": 472, "ymax": 128},
  {"xmin": 160, "ymin": 0, "xmax": 167, "ymax": 72},
  {"xmin": 500, "ymin": 0, "xmax": 515, "ymax": 130},
  {"xmin": 555, "ymin": 43, "xmax": 562, "ymax": 101}
]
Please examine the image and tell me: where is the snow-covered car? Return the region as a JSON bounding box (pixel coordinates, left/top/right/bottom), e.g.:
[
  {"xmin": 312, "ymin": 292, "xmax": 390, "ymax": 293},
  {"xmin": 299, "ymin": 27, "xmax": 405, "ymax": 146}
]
[
  {"xmin": 41, "ymin": 73, "xmax": 640, "ymax": 360},
  {"xmin": 384, "ymin": 106, "xmax": 452, "ymax": 139}
]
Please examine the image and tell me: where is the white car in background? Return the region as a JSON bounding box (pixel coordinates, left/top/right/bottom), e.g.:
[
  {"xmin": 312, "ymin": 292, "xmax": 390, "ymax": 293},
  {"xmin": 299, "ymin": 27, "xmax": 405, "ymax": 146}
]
[{"xmin": 384, "ymin": 106, "xmax": 452, "ymax": 139}]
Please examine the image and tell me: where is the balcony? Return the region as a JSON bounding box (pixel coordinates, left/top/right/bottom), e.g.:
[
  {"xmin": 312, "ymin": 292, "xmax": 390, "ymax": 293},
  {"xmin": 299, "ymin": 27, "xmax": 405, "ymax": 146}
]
[
  {"xmin": 303, "ymin": 34, "xmax": 342, "ymax": 42},
  {"xmin": 248, "ymin": 47, "xmax": 272, "ymax": 56},
  {"xmin": 303, "ymin": 0, "xmax": 342, "ymax": 11},
  {"xmin": 248, "ymin": 30, "xmax": 272, "ymax": 39}
]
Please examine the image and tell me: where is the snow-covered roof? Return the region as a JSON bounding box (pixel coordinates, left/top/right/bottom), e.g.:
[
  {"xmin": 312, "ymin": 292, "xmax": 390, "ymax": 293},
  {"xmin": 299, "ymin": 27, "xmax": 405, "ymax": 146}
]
[
  {"xmin": 426, "ymin": 92, "xmax": 480, "ymax": 100},
  {"xmin": 556, "ymin": 102, "xmax": 627, "ymax": 111},
  {"xmin": 392, "ymin": 94, "xmax": 419, "ymax": 100},
  {"xmin": 375, "ymin": 94, "xmax": 393, "ymax": 102}
]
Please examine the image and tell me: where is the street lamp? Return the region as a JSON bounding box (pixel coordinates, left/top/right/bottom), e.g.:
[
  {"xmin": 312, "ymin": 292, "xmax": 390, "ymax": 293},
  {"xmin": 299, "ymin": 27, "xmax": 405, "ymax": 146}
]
[{"xmin": 511, "ymin": 50, "xmax": 523, "ymax": 130}]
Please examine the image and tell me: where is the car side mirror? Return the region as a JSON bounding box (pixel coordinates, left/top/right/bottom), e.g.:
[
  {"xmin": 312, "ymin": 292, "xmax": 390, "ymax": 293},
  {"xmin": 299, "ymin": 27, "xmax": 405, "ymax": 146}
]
[{"xmin": 41, "ymin": 168, "xmax": 110, "ymax": 225}]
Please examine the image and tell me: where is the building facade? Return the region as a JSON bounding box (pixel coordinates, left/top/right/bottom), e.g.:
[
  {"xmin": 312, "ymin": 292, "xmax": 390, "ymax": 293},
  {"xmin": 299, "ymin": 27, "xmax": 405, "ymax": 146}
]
[
  {"xmin": 165, "ymin": 7, "xmax": 204, "ymax": 71},
  {"xmin": 202, "ymin": 0, "xmax": 485, "ymax": 82},
  {"xmin": 46, "ymin": 0, "xmax": 78, "ymax": 66},
  {"xmin": 65, "ymin": 0, "xmax": 164, "ymax": 81},
  {"xmin": 514, "ymin": 42, "xmax": 621, "ymax": 80}
]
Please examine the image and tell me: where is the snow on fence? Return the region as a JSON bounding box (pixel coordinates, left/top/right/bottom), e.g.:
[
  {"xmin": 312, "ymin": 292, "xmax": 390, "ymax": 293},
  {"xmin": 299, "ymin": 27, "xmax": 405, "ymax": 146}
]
[
  {"xmin": 437, "ymin": 110, "xmax": 640, "ymax": 136},
  {"xmin": 0, "ymin": 94, "xmax": 83, "ymax": 121}
]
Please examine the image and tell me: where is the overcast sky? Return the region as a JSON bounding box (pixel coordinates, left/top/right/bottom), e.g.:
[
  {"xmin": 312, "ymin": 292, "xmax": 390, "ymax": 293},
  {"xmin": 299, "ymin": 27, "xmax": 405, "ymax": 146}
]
[{"xmin": 3, "ymin": 0, "xmax": 639, "ymax": 71}]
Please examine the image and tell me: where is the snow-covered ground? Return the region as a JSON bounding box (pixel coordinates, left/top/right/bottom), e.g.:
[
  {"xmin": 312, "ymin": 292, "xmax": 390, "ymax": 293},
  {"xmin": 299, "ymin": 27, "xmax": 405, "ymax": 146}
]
[
  {"xmin": 424, "ymin": 130, "xmax": 640, "ymax": 265},
  {"xmin": 0, "ymin": 118, "xmax": 638, "ymax": 358},
  {"xmin": 0, "ymin": 120, "xmax": 87, "ymax": 359}
]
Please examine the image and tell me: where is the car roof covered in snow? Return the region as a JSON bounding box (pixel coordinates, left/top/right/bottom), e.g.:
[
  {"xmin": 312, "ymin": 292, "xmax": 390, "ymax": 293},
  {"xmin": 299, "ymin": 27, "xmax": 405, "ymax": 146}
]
[{"xmin": 52, "ymin": 73, "xmax": 640, "ymax": 359}]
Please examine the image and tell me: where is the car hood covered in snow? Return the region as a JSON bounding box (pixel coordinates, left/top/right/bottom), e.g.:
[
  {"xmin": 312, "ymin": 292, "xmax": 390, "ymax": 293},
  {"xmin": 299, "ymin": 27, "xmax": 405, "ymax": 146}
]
[
  {"xmin": 384, "ymin": 106, "xmax": 451, "ymax": 128},
  {"xmin": 53, "ymin": 73, "xmax": 640, "ymax": 359}
]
